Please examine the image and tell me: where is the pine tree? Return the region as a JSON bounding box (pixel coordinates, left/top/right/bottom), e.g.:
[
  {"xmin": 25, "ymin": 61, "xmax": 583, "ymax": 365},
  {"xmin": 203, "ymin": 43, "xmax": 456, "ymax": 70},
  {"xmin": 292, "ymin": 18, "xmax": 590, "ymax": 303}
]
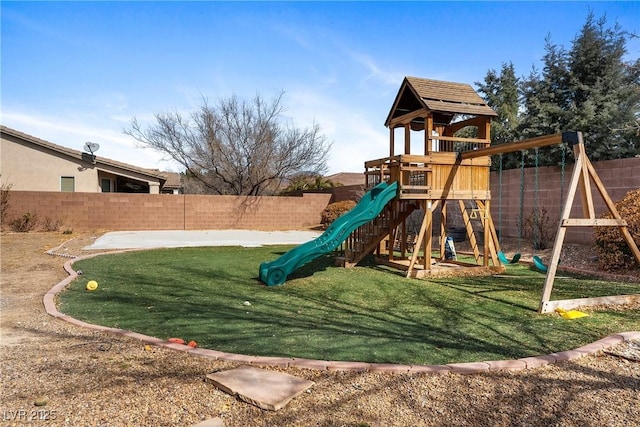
[
  {"xmin": 566, "ymin": 13, "xmax": 640, "ymax": 160},
  {"xmin": 518, "ymin": 37, "xmax": 572, "ymax": 167},
  {"xmin": 476, "ymin": 62, "xmax": 521, "ymax": 169}
]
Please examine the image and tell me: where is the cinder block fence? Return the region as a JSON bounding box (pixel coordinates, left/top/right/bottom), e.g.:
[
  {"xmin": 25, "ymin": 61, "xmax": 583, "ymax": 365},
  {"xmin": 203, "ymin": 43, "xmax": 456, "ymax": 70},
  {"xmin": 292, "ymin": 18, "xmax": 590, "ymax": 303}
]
[
  {"xmin": 3, "ymin": 192, "xmax": 332, "ymax": 232},
  {"xmin": 2, "ymin": 157, "xmax": 637, "ymax": 246}
]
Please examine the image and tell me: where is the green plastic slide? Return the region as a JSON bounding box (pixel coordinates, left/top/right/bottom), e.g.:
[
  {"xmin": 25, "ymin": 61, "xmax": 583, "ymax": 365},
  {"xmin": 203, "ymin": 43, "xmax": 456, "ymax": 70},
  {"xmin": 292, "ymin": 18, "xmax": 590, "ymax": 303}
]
[{"xmin": 259, "ymin": 181, "xmax": 399, "ymax": 286}]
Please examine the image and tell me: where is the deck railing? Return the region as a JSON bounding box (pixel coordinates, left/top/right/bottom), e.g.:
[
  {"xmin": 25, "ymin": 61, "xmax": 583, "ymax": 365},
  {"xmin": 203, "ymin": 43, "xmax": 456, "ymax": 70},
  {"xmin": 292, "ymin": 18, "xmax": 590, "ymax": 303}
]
[
  {"xmin": 365, "ymin": 155, "xmax": 430, "ymax": 191},
  {"xmin": 365, "ymin": 136, "xmax": 491, "ymax": 193},
  {"xmin": 427, "ymin": 135, "xmax": 490, "ymax": 153}
]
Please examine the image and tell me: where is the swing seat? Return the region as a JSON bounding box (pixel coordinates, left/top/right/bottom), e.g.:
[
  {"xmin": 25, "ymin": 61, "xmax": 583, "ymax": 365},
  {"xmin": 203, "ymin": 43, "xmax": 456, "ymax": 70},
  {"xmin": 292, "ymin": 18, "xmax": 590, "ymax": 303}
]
[
  {"xmin": 533, "ymin": 255, "xmax": 561, "ymax": 272},
  {"xmin": 533, "ymin": 255, "xmax": 550, "ymax": 272},
  {"xmin": 498, "ymin": 251, "xmax": 521, "ymax": 264}
]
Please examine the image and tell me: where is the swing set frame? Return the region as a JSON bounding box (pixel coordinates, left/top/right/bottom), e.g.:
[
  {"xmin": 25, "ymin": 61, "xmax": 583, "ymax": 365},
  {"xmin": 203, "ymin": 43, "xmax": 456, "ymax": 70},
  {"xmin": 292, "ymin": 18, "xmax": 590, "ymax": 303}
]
[{"xmin": 460, "ymin": 131, "xmax": 640, "ymax": 313}]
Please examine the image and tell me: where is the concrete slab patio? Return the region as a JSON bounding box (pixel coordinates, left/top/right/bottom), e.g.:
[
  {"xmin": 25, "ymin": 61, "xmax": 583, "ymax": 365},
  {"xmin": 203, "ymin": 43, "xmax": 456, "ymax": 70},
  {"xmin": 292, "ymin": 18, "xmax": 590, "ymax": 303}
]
[{"xmin": 84, "ymin": 229, "xmax": 321, "ymax": 250}]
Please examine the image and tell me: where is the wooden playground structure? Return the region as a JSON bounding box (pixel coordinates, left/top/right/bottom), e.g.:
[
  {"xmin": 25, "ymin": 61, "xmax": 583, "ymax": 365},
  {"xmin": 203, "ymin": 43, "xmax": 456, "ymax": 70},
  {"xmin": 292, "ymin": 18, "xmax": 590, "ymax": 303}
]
[{"xmin": 340, "ymin": 76, "xmax": 640, "ymax": 313}]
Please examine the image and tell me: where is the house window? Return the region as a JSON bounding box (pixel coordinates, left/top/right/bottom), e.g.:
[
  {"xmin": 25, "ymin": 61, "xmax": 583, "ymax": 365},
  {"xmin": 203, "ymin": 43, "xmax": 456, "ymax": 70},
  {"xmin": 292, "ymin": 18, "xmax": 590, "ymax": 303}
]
[
  {"xmin": 61, "ymin": 176, "xmax": 75, "ymax": 192},
  {"xmin": 100, "ymin": 178, "xmax": 111, "ymax": 193}
]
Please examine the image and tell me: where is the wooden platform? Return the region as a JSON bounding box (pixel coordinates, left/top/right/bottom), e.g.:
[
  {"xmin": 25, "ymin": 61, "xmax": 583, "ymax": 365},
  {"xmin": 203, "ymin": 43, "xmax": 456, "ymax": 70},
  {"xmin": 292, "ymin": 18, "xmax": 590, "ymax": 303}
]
[{"xmin": 375, "ymin": 256, "xmax": 504, "ymax": 278}]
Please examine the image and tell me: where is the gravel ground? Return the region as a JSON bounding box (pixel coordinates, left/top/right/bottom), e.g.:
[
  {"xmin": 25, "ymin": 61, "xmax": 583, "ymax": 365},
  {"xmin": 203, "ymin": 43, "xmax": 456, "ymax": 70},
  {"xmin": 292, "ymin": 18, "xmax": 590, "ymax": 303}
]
[{"xmin": 1, "ymin": 231, "xmax": 639, "ymax": 427}]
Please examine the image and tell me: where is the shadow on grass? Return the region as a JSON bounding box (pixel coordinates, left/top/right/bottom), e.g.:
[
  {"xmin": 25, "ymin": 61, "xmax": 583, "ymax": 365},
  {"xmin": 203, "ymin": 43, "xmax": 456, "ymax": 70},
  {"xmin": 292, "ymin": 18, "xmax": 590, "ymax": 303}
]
[{"xmin": 62, "ymin": 247, "xmax": 640, "ymax": 365}]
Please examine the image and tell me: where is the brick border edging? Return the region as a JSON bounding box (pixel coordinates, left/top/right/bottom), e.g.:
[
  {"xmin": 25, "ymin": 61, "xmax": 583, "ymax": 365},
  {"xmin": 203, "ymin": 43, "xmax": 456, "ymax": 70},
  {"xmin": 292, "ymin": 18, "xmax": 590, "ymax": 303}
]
[{"xmin": 44, "ymin": 253, "xmax": 640, "ymax": 375}]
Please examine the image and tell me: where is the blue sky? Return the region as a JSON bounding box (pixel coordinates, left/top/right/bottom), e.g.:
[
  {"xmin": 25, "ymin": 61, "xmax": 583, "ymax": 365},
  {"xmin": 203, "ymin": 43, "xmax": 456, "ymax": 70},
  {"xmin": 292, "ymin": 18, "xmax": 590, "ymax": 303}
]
[{"xmin": 2, "ymin": 1, "xmax": 639, "ymax": 174}]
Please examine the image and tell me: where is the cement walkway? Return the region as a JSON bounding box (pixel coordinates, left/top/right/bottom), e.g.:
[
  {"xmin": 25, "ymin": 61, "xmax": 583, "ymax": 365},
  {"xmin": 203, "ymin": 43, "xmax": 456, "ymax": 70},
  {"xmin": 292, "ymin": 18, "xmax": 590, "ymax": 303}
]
[{"xmin": 84, "ymin": 229, "xmax": 322, "ymax": 250}]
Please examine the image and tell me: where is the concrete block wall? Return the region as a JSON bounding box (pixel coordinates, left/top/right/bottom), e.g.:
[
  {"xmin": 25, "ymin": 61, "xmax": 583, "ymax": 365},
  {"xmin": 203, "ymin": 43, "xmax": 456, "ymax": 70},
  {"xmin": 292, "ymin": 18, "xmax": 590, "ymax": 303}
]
[
  {"xmin": 3, "ymin": 157, "xmax": 637, "ymax": 246},
  {"xmin": 490, "ymin": 157, "xmax": 640, "ymax": 245},
  {"xmin": 3, "ymin": 192, "xmax": 332, "ymax": 232}
]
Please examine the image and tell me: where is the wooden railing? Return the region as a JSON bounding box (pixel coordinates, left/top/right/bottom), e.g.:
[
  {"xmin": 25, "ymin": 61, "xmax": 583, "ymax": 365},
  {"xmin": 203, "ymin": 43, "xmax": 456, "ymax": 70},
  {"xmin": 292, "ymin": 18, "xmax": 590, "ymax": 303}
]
[
  {"xmin": 344, "ymin": 199, "xmax": 418, "ymax": 267},
  {"xmin": 427, "ymin": 135, "xmax": 490, "ymax": 153},
  {"xmin": 364, "ymin": 155, "xmax": 432, "ymax": 198},
  {"xmin": 365, "ymin": 136, "xmax": 490, "ymax": 188}
]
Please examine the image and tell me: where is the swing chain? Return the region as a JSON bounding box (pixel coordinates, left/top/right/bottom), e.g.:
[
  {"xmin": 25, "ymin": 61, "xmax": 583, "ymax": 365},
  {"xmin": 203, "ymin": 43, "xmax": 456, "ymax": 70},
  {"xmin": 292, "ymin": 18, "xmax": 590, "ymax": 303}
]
[
  {"xmin": 559, "ymin": 143, "xmax": 566, "ymax": 221},
  {"xmin": 498, "ymin": 153, "xmax": 503, "ymax": 235},
  {"xmin": 518, "ymin": 150, "xmax": 525, "ymax": 241},
  {"xmin": 533, "ymin": 147, "xmax": 540, "ymax": 247}
]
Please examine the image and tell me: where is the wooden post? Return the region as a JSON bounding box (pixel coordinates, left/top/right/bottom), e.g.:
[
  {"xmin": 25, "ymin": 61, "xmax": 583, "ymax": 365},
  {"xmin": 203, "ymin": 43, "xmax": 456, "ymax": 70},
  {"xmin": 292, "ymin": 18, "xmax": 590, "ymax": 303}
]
[
  {"xmin": 538, "ymin": 131, "xmax": 640, "ymax": 313},
  {"xmin": 425, "ymin": 200, "xmax": 433, "ymax": 268},
  {"xmin": 390, "ymin": 127, "xmax": 395, "ymax": 158},
  {"xmin": 475, "ymin": 200, "xmax": 500, "ymax": 267},
  {"xmin": 425, "ymin": 116, "xmax": 433, "ymax": 154},
  {"xmin": 440, "ymin": 201, "xmax": 447, "ymax": 260},
  {"xmin": 459, "ymin": 200, "xmax": 480, "ymax": 263},
  {"xmin": 404, "ymin": 124, "xmax": 411, "ymax": 155},
  {"xmin": 483, "ymin": 200, "xmax": 490, "ymax": 266}
]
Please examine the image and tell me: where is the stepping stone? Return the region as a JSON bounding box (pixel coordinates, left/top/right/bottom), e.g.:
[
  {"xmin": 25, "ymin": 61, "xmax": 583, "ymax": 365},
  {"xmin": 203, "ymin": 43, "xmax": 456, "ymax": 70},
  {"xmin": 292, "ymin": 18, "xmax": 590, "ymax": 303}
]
[{"xmin": 206, "ymin": 365, "xmax": 314, "ymax": 411}]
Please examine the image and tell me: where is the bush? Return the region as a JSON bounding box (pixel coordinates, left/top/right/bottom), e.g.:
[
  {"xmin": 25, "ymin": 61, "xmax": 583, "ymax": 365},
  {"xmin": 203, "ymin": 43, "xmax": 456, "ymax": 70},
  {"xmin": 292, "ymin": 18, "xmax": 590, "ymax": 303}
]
[
  {"xmin": 9, "ymin": 212, "xmax": 38, "ymax": 232},
  {"xmin": 0, "ymin": 182, "xmax": 12, "ymax": 226},
  {"xmin": 523, "ymin": 208, "xmax": 555, "ymax": 250},
  {"xmin": 595, "ymin": 189, "xmax": 640, "ymax": 272},
  {"xmin": 320, "ymin": 200, "xmax": 357, "ymax": 229},
  {"xmin": 42, "ymin": 217, "xmax": 62, "ymax": 232}
]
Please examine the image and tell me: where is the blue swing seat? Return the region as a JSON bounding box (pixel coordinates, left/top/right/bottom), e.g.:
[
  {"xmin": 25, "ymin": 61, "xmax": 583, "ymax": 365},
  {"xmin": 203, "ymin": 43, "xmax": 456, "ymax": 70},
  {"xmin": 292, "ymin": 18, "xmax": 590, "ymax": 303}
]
[
  {"xmin": 498, "ymin": 251, "xmax": 521, "ymax": 264},
  {"xmin": 533, "ymin": 255, "xmax": 562, "ymax": 272},
  {"xmin": 533, "ymin": 255, "xmax": 548, "ymax": 272}
]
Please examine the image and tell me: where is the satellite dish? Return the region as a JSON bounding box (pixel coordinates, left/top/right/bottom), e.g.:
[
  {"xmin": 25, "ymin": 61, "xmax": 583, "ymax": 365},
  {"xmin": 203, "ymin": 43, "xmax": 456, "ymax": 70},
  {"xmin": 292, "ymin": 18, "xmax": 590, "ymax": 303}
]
[{"xmin": 83, "ymin": 141, "xmax": 100, "ymax": 154}]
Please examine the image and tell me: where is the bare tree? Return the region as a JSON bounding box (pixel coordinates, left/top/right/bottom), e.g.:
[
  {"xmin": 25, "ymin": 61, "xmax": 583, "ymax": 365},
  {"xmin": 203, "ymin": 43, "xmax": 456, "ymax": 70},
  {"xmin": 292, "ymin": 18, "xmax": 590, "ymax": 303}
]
[{"xmin": 125, "ymin": 92, "xmax": 331, "ymax": 196}]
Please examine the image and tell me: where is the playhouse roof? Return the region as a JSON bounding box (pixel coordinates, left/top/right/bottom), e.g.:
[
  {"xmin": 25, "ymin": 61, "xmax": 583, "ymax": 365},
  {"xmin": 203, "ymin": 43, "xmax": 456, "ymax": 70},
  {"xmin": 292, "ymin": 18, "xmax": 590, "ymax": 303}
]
[{"xmin": 384, "ymin": 77, "xmax": 497, "ymax": 127}]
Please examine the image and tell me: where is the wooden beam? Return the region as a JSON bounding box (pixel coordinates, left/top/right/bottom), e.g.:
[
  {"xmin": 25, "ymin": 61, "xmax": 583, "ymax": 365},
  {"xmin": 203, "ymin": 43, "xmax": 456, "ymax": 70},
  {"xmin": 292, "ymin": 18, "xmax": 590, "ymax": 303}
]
[
  {"xmin": 424, "ymin": 201, "xmax": 433, "ymax": 270},
  {"xmin": 458, "ymin": 200, "xmax": 480, "ymax": 263},
  {"xmin": 390, "ymin": 127, "xmax": 395, "ymax": 158},
  {"xmin": 562, "ymin": 218, "xmax": 628, "ymax": 226},
  {"xmin": 539, "ymin": 130, "xmax": 640, "ymax": 312},
  {"xmin": 427, "ymin": 135, "xmax": 490, "ymax": 144},
  {"xmin": 448, "ymin": 116, "xmax": 486, "ymax": 134},
  {"xmin": 389, "ymin": 109, "xmax": 429, "ymax": 128},
  {"xmin": 477, "ymin": 200, "xmax": 501, "ymax": 267},
  {"xmin": 407, "ymin": 200, "xmax": 431, "ymax": 278},
  {"xmin": 425, "ymin": 115, "xmax": 433, "ymax": 154},
  {"xmin": 539, "ymin": 147, "xmax": 585, "ymax": 312},
  {"xmin": 574, "ymin": 136, "xmax": 595, "ymax": 219},
  {"xmin": 440, "ymin": 201, "xmax": 447, "ymax": 260},
  {"xmin": 404, "ymin": 124, "xmax": 411, "ymax": 155},
  {"xmin": 540, "ymin": 295, "xmax": 640, "ymax": 314},
  {"xmin": 459, "ymin": 133, "xmax": 563, "ymax": 160}
]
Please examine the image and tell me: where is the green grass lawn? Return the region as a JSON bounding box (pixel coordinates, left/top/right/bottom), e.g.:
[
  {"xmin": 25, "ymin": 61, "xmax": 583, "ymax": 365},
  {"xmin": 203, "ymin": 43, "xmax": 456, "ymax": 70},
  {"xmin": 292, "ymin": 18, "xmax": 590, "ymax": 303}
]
[{"xmin": 59, "ymin": 245, "xmax": 640, "ymax": 365}]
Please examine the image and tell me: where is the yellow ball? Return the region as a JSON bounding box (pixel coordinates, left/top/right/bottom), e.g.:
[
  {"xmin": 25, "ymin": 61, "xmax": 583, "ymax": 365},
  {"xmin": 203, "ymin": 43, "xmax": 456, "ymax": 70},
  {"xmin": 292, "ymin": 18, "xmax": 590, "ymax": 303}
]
[{"xmin": 86, "ymin": 280, "xmax": 99, "ymax": 291}]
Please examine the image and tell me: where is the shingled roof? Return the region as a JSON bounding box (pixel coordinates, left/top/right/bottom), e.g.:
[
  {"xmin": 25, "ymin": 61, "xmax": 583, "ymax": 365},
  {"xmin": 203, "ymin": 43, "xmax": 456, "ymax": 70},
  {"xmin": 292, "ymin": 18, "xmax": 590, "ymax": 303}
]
[
  {"xmin": 385, "ymin": 76, "xmax": 497, "ymax": 127},
  {"xmin": 1, "ymin": 125, "xmax": 167, "ymax": 182}
]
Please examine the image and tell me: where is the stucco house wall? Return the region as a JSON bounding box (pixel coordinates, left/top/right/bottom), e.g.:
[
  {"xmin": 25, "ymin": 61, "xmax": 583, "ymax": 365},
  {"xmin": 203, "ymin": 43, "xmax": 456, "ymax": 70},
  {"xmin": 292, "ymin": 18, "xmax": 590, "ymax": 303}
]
[{"xmin": 1, "ymin": 126, "xmax": 165, "ymax": 194}]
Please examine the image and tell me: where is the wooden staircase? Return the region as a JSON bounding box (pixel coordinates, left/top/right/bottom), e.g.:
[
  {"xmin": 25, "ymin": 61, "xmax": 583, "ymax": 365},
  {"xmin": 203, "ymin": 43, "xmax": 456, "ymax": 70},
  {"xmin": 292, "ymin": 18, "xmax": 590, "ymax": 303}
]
[{"xmin": 343, "ymin": 200, "xmax": 419, "ymax": 267}]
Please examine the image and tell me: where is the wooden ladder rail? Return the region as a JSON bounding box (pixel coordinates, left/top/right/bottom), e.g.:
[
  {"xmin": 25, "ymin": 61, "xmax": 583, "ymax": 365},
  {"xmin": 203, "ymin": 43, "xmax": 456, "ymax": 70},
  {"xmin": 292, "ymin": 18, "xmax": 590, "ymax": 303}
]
[{"xmin": 344, "ymin": 200, "xmax": 418, "ymax": 267}]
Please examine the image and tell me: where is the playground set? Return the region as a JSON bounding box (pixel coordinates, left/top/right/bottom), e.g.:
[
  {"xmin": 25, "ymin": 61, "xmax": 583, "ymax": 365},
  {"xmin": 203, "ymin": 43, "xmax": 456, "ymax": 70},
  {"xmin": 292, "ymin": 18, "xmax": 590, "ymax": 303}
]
[{"xmin": 260, "ymin": 76, "xmax": 640, "ymax": 313}]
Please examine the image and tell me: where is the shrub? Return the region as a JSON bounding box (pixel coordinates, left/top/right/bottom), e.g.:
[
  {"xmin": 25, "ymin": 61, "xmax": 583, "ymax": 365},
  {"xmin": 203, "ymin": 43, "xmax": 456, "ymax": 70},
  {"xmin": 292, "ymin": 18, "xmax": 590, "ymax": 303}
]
[
  {"xmin": 0, "ymin": 182, "xmax": 12, "ymax": 226},
  {"xmin": 523, "ymin": 208, "xmax": 555, "ymax": 250},
  {"xmin": 42, "ymin": 217, "xmax": 62, "ymax": 232},
  {"xmin": 9, "ymin": 212, "xmax": 39, "ymax": 232},
  {"xmin": 595, "ymin": 189, "xmax": 640, "ymax": 272},
  {"xmin": 320, "ymin": 200, "xmax": 357, "ymax": 229}
]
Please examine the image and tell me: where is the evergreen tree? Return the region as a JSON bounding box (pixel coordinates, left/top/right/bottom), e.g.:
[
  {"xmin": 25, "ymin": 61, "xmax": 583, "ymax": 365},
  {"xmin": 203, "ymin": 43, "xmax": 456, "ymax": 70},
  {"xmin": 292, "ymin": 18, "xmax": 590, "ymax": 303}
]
[
  {"xmin": 518, "ymin": 37, "xmax": 572, "ymax": 167},
  {"xmin": 566, "ymin": 13, "xmax": 640, "ymax": 160},
  {"xmin": 487, "ymin": 13, "xmax": 640, "ymax": 168},
  {"xmin": 476, "ymin": 62, "xmax": 521, "ymax": 169}
]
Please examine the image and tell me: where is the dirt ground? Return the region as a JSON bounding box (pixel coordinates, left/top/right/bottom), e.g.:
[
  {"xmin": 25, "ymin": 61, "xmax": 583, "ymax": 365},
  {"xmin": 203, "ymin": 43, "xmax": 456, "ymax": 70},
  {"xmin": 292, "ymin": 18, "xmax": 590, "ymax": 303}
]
[{"xmin": 1, "ymin": 231, "xmax": 639, "ymax": 427}]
